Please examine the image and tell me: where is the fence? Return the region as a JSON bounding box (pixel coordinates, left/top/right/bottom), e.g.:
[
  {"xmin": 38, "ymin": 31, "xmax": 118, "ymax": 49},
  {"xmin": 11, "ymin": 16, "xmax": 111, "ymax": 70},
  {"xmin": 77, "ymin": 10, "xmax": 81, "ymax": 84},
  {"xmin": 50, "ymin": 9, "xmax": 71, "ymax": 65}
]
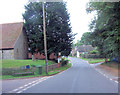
[
  {"xmin": 41, "ymin": 63, "xmax": 62, "ymax": 72},
  {"xmin": 2, "ymin": 68, "xmax": 34, "ymax": 75},
  {"xmin": 2, "ymin": 63, "xmax": 62, "ymax": 75}
]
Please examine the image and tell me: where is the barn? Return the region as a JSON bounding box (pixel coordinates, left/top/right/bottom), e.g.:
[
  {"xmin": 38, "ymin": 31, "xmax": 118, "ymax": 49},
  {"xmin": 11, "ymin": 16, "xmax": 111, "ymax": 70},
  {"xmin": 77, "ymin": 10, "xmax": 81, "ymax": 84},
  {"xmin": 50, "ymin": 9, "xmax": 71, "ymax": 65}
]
[{"xmin": 0, "ymin": 22, "xmax": 28, "ymax": 59}]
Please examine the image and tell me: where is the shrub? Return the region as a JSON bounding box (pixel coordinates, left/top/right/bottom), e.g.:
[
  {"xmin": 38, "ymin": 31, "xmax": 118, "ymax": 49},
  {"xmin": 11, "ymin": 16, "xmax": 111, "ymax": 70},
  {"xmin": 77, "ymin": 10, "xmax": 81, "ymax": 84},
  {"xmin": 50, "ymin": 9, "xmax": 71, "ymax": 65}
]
[
  {"xmin": 73, "ymin": 53, "xmax": 77, "ymax": 56},
  {"xmin": 90, "ymin": 50, "xmax": 99, "ymax": 54},
  {"xmin": 60, "ymin": 57, "xmax": 69, "ymax": 66},
  {"xmin": 81, "ymin": 54, "xmax": 104, "ymax": 58}
]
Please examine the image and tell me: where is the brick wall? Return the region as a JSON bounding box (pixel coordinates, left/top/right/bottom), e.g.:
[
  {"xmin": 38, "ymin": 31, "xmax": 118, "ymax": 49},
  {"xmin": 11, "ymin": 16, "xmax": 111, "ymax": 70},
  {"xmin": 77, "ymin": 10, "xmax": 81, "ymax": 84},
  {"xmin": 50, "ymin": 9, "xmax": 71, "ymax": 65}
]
[{"xmin": 28, "ymin": 52, "xmax": 57, "ymax": 60}]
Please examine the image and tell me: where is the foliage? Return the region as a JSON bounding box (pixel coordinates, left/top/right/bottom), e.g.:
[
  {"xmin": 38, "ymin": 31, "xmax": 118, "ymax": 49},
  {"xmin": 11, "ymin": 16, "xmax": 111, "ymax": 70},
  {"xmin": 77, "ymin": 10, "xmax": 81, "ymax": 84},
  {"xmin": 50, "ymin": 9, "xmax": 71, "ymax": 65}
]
[
  {"xmin": 81, "ymin": 54, "xmax": 103, "ymax": 58},
  {"xmin": 80, "ymin": 32, "xmax": 92, "ymax": 45},
  {"xmin": 23, "ymin": 2, "xmax": 75, "ymax": 59},
  {"xmin": 72, "ymin": 32, "xmax": 92, "ymax": 50},
  {"xmin": 72, "ymin": 40, "xmax": 83, "ymax": 48},
  {"xmin": 86, "ymin": 2, "xmax": 120, "ymax": 59},
  {"xmin": 60, "ymin": 57, "xmax": 69, "ymax": 66},
  {"xmin": 80, "ymin": 57, "xmax": 105, "ymax": 64},
  {"xmin": 90, "ymin": 50, "xmax": 99, "ymax": 54}
]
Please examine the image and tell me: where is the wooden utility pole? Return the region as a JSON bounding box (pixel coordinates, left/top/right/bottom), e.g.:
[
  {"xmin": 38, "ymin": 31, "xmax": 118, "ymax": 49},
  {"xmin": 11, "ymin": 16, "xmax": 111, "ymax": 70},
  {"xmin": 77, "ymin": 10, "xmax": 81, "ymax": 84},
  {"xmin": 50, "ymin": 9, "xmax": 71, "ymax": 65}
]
[{"xmin": 43, "ymin": 2, "xmax": 48, "ymax": 74}]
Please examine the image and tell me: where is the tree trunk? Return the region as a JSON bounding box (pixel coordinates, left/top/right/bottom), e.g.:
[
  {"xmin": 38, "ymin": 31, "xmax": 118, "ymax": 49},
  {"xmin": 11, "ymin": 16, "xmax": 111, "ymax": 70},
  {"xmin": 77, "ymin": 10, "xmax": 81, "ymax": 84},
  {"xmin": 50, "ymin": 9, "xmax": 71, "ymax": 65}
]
[
  {"xmin": 47, "ymin": 53, "xmax": 50, "ymax": 60},
  {"xmin": 105, "ymin": 58, "xmax": 108, "ymax": 63}
]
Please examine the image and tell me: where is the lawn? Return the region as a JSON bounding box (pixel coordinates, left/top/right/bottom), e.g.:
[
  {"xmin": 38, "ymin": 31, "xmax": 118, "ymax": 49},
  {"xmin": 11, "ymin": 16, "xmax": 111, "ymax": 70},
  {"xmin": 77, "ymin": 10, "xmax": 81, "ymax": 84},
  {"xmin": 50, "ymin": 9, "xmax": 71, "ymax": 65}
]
[
  {"xmin": 1, "ymin": 63, "xmax": 72, "ymax": 79},
  {"xmin": 2, "ymin": 59, "xmax": 55, "ymax": 68},
  {"xmin": 80, "ymin": 57, "xmax": 105, "ymax": 64}
]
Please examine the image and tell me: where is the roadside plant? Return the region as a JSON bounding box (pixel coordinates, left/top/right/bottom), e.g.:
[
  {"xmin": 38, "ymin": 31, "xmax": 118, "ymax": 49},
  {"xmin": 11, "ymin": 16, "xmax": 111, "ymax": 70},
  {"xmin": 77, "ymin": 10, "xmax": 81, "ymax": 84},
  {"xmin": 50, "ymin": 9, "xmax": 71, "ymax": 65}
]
[{"xmin": 60, "ymin": 57, "xmax": 69, "ymax": 66}]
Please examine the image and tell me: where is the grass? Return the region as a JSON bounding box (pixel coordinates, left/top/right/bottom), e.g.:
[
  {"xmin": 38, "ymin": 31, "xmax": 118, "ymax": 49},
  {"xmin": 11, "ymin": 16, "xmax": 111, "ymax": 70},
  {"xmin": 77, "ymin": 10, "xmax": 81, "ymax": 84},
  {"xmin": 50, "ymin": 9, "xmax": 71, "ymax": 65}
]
[
  {"xmin": 101, "ymin": 61, "xmax": 120, "ymax": 69},
  {"xmin": 80, "ymin": 57, "xmax": 105, "ymax": 64},
  {"xmin": 1, "ymin": 63, "xmax": 72, "ymax": 80},
  {"xmin": 1, "ymin": 59, "xmax": 55, "ymax": 68},
  {"xmin": 80, "ymin": 57, "xmax": 120, "ymax": 70}
]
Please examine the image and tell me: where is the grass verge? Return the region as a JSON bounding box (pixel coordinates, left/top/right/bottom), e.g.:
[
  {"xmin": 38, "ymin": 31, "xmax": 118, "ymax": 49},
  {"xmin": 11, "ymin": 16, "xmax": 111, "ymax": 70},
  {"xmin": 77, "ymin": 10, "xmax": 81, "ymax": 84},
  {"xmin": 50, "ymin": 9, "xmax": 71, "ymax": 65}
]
[
  {"xmin": 80, "ymin": 57, "xmax": 105, "ymax": 64},
  {"xmin": 1, "ymin": 63, "xmax": 72, "ymax": 80},
  {"xmin": 2, "ymin": 59, "xmax": 55, "ymax": 68},
  {"xmin": 101, "ymin": 61, "xmax": 119, "ymax": 70}
]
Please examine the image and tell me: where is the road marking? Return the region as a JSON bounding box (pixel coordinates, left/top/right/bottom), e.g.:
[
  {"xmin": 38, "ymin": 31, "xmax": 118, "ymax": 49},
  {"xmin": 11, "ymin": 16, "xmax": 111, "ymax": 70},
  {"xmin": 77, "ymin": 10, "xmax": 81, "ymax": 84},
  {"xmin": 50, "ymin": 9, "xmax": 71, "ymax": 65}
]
[
  {"xmin": 9, "ymin": 76, "xmax": 51, "ymax": 93},
  {"xmin": 16, "ymin": 80, "xmax": 43, "ymax": 93},
  {"xmin": 12, "ymin": 89, "xmax": 19, "ymax": 92},
  {"xmin": 110, "ymin": 78, "xmax": 112, "ymax": 80},
  {"xmin": 93, "ymin": 67, "xmax": 118, "ymax": 84},
  {"xmin": 115, "ymin": 81, "xmax": 118, "ymax": 83}
]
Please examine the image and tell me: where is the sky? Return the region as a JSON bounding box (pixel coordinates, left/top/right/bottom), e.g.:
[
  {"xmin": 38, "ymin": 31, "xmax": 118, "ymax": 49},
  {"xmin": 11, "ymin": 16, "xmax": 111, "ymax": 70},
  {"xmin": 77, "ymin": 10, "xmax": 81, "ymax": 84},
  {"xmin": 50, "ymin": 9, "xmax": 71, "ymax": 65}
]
[
  {"xmin": 0, "ymin": 0, "xmax": 95, "ymax": 43},
  {"xmin": 66, "ymin": 0, "xmax": 95, "ymax": 42}
]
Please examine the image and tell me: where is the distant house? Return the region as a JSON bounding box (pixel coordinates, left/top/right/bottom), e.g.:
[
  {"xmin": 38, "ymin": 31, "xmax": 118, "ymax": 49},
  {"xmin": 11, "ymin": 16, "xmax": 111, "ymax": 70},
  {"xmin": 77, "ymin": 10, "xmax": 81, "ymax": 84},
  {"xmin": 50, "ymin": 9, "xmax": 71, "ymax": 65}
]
[
  {"xmin": 77, "ymin": 45, "xmax": 94, "ymax": 57},
  {"xmin": 71, "ymin": 46, "xmax": 77, "ymax": 56},
  {"xmin": 0, "ymin": 22, "xmax": 28, "ymax": 59}
]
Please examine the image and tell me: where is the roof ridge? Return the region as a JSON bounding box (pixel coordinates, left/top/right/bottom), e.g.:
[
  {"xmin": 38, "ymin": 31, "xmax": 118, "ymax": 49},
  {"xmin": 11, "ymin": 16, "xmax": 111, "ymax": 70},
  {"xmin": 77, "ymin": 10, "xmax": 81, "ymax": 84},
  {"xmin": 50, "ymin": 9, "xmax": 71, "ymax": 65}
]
[{"xmin": 0, "ymin": 22, "xmax": 23, "ymax": 25}]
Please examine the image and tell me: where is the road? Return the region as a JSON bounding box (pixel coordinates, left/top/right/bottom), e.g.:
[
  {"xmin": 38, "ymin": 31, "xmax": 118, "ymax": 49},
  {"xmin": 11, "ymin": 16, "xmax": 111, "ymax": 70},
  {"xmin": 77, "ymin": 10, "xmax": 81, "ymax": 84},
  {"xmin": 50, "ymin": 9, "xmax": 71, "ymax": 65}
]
[{"xmin": 2, "ymin": 57, "xmax": 118, "ymax": 93}]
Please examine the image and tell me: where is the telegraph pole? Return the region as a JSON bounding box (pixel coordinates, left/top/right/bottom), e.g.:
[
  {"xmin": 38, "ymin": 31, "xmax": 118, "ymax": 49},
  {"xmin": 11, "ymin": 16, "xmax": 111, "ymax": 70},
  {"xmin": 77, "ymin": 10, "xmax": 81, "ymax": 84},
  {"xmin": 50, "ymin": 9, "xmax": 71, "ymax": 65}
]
[{"xmin": 43, "ymin": 2, "xmax": 48, "ymax": 74}]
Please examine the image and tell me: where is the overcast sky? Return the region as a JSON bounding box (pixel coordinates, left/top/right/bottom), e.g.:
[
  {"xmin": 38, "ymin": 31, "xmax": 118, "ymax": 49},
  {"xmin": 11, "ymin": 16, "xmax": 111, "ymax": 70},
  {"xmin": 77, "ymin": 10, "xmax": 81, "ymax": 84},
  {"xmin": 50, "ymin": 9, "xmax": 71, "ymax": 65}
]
[{"xmin": 0, "ymin": 0, "xmax": 95, "ymax": 43}]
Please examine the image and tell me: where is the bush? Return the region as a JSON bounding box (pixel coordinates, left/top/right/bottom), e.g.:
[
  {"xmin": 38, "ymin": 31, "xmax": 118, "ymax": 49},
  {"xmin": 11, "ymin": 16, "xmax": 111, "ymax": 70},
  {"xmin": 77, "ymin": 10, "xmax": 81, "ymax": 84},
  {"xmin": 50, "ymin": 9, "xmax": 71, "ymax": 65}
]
[
  {"xmin": 90, "ymin": 50, "xmax": 99, "ymax": 54},
  {"xmin": 73, "ymin": 53, "xmax": 77, "ymax": 56},
  {"xmin": 82, "ymin": 54, "xmax": 104, "ymax": 58},
  {"xmin": 60, "ymin": 57, "xmax": 69, "ymax": 66},
  {"xmin": 69, "ymin": 53, "xmax": 72, "ymax": 56}
]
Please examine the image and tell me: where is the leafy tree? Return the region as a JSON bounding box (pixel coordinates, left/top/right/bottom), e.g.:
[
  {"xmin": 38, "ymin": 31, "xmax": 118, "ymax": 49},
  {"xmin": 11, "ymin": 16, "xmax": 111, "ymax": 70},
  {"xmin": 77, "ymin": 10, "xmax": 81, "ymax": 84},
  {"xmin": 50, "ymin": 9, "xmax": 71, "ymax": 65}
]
[
  {"xmin": 80, "ymin": 32, "xmax": 92, "ymax": 45},
  {"xmin": 86, "ymin": 2, "xmax": 120, "ymax": 61},
  {"xmin": 23, "ymin": 2, "xmax": 74, "ymax": 60}
]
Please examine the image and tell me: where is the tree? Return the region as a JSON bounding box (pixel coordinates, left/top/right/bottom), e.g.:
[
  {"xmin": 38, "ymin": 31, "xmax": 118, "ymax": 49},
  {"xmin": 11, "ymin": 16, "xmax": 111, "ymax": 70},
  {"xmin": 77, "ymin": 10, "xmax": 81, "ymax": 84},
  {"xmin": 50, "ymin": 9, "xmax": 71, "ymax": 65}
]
[
  {"xmin": 86, "ymin": 2, "xmax": 120, "ymax": 61},
  {"xmin": 23, "ymin": 2, "xmax": 74, "ymax": 60},
  {"xmin": 80, "ymin": 32, "xmax": 92, "ymax": 45}
]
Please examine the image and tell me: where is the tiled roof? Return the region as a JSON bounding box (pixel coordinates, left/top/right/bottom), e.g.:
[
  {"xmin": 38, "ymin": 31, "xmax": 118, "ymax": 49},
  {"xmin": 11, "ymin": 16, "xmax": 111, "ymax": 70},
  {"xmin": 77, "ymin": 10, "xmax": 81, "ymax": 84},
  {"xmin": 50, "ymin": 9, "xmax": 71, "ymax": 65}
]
[
  {"xmin": 77, "ymin": 45, "xmax": 94, "ymax": 52},
  {"xmin": 0, "ymin": 22, "xmax": 23, "ymax": 49}
]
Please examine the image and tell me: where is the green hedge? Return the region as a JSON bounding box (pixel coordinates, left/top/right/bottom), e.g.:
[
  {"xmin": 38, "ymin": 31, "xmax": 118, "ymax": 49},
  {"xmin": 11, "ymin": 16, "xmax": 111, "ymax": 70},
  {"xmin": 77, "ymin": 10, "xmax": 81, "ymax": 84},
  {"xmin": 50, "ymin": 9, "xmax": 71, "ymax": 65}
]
[{"xmin": 82, "ymin": 54, "xmax": 104, "ymax": 58}]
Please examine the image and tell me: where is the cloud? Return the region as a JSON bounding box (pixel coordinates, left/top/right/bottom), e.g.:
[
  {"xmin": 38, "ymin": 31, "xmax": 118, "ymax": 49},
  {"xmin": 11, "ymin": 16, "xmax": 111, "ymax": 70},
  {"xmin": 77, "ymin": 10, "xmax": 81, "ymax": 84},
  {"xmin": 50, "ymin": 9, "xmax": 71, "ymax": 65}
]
[
  {"xmin": 0, "ymin": 0, "xmax": 27, "ymax": 24},
  {"xmin": 65, "ymin": 0, "xmax": 94, "ymax": 42}
]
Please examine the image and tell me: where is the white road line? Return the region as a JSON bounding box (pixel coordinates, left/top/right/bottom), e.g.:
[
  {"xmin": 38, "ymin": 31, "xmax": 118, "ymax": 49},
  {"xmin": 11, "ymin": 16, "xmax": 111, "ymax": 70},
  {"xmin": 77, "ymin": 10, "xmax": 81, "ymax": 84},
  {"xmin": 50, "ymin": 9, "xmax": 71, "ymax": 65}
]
[
  {"xmin": 12, "ymin": 62, "xmax": 72, "ymax": 93},
  {"xmin": 110, "ymin": 78, "xmax": 112, "ymax": 80},
  {"xmin": 12, "ymin": 89, "xmax": 19, "ymax": 92},
  {"xmin": 94, "ymin": 68, "xmax": 118, "ymax": 84},
  {"xmin": 115, "ymin": 81, "xmax": 118, "ymax": 83},
  {"xmin": 16, "ymin": 80, "xmax": 43, "ymax": 93},
  {"xmin": 9, "ymin": 76, "xmax": 51, "ymax": 93}
]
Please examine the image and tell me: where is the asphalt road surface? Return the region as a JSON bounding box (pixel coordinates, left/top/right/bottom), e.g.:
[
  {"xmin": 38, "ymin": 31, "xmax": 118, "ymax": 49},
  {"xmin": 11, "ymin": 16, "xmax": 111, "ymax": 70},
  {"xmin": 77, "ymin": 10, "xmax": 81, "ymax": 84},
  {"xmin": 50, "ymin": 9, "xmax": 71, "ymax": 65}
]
[{"xmin": 2, "ymin": 57, "xmax": 118, "ymax": 93}]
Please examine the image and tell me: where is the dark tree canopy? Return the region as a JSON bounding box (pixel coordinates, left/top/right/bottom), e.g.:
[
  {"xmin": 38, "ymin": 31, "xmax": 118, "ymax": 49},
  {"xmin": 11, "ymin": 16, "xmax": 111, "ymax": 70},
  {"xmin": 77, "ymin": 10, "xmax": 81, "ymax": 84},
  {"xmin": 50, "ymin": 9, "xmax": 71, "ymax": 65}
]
[
  {"xmin": 23, "ymin": 2, "xmax": 74, "ymax": 59},
  {"xmin": 86, "ymin": 2, "xmax": 120, "ymax": 60}
]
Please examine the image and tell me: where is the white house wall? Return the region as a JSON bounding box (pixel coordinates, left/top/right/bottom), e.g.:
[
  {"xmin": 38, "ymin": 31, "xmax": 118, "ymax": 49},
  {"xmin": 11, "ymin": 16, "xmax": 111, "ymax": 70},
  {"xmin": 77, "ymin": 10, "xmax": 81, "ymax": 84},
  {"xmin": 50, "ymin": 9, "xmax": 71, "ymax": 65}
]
[
  {"xmin": 0, "ymin": 50, "xmax": 2, "ymax": 59},
  {"xmin": 77, "ymin": 51, "xmax": 80, "ymax": 57},
  {"xmin": 0, "ymin": 50, "xmax": 14, "ymax": 59}
]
